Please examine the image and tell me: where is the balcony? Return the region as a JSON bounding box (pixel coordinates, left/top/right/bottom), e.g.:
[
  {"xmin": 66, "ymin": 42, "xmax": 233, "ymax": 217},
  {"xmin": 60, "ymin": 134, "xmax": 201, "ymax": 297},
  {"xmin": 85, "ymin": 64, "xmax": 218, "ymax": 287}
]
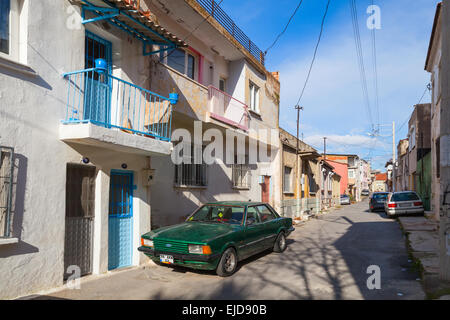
[
  {"xmin": 195, "ymin": 0, "xmax": 265, "ymax": 66},
  {"xmin": 60, "ymin": 66, "xmax": 177, "ymax": 155},
  {"xmin": 208, "ymin": 86, "xmax": 249, "ymax": 132}
]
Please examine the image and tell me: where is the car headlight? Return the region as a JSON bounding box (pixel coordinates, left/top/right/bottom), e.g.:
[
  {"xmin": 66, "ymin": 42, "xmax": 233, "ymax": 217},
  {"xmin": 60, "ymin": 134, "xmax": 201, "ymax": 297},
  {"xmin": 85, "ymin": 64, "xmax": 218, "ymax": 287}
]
[
  {"xmin": 188, "ymin": 244, "xmax": 212, "ymax": 254},
  {"xmin": 141, "ymin": 238, "xmax": 153, "ymax": 247},
  {"xmin": 189, "ymin": 244, "xmax": 203, "ymax": 254}
]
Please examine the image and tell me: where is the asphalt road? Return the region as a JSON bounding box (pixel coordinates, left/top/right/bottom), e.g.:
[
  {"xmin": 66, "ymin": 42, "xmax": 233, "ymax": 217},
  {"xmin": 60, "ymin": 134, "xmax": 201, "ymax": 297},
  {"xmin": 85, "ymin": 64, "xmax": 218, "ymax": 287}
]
[{"xmin": 33, "ymin": 199, "xmax": 425, "ymax": 300}]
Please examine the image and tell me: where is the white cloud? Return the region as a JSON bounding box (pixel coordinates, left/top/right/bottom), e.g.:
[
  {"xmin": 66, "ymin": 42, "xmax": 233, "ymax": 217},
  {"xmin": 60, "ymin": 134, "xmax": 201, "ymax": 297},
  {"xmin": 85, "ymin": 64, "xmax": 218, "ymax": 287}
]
[{"xmin": 274, "ymin": 0, "xmax": 438, "ymax": 169}]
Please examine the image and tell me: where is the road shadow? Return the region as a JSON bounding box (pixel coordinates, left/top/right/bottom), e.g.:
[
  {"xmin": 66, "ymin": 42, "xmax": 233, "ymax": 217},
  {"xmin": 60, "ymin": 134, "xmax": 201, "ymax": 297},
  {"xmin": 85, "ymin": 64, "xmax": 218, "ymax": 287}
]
[{"xmin": 144, "ymin": 212, "xmax": 422, "ymax": 300}]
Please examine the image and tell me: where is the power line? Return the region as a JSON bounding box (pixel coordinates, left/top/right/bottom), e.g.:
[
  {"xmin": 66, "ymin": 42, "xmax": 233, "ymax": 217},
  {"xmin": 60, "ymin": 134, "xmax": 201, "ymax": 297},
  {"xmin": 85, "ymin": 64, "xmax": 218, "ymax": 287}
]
[
  {"xmin": 370, "ymin": 0, "xmax": 380, "ymax": 134},
  {"xmin": 295, "ymin": 0, "xmax": 332, "ymax": 106},
  {"xmin": 160, "ymin": 0, "xmax": 225, "ymax": 61},
  {"xmin": 395, "ymin": 83, "xmax": 431, "ymax": 134},
  {"xmin": 264, "ymin": 0, "xmax": 304, "ymax": 55},
  {"xmin": 349, "ymin": 0, "xmax": 374, "ymax": 131}
]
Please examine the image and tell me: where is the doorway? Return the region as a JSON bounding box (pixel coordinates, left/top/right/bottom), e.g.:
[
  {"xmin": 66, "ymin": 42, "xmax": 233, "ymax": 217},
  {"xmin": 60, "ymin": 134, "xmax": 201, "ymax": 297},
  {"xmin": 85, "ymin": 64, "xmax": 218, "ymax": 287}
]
[
  {"xmin": 84, "ymin": 31, "xmax": 112, "ymax": 124},
  {"xmin": 64, "ymin": 164, "xmax": 96, "ymax": 279},
  {"xmin": 108, "ymin": 170, "xmax": 134, "ymax": 270}
]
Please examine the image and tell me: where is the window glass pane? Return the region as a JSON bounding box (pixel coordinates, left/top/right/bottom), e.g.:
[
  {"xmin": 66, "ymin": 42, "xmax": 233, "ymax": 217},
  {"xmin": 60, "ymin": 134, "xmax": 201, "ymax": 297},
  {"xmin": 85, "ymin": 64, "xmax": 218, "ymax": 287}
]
[
  {"xmin": 249, "ymin": 84, "xmax": 254, "ymax": 110},
  {"xmin": 187, "ymin": 53, "xmax": 195, "ymax": 79},
  {"xmin": 190, "ymin": 205, "xmax": 244, "ymax": 225},
  {"xmin": 284, "ymin": 167, "xmax": 292, "ymax": 192},
  {"xmin": 219, "ymin": 78, "xmax": 225, "ymax": 91},
  {"xmin": 391, "ymin": 192, "xmax": 420, "ymax": 202},
  {"xmin": 372, "ymin": 193, "xmax": 388, "ymax": 200},
  {"xmin": 167, "ymin": 48, "xmax": 185, "ymax": 74},
  {"xmin": 256, "ymin": 205, "xmax": 276, "ymax": 222},
  {"xmin": 0, "ymin": 0, "xmax": 10, "ymax": 55},
  {"xmin": 246, "ymin": 207, "xmax": 260, "ymax": 224},
  {"xmin": 254, "ymin": 87, "xmax": 259, "ymax": 112}
]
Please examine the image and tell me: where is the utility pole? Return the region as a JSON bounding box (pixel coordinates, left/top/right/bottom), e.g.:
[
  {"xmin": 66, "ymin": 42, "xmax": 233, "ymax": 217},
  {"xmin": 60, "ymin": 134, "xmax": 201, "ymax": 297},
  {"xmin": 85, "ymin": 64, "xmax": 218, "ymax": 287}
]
[
  {"xmin": 295, "ymin": 105, "xmax": 304, "ymax": 219},
  {"xmin": 392, "ymin": 121, "xmax": 396, "ymax": 192},
  {"xmin": 439, "ymin": 0, "xmax": 450, "ymax": 281},
  {"xmin": 323, "ymin": 137, "xmax": 327, "ymax": 160}
]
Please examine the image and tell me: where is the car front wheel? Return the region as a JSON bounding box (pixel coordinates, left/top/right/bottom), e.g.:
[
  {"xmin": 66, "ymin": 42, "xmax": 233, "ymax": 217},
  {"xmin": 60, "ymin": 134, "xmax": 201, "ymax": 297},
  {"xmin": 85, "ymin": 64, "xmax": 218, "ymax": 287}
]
[
  {"xmin": 216, "ymin": 247, "xmax": 238, "ymax": 277},
  {"xmin": 273, "ymin": 232, "xmax": 287, "ymax": 253}
]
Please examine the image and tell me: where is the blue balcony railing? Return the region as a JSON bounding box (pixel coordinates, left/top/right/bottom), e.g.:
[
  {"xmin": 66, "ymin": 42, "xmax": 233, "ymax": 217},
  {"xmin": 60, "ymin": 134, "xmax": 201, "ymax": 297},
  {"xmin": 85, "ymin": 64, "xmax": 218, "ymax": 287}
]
[{"xmin": 62, "ymin": 66, "xmax": 177, "ymax": 142}]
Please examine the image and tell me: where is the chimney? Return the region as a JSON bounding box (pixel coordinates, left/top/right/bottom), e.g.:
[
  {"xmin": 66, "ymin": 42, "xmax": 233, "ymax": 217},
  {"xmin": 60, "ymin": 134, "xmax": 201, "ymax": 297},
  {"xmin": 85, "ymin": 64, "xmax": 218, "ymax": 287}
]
[{"xmin": 271, "ymin": 71, "xmax": 280, "ymax": 81}]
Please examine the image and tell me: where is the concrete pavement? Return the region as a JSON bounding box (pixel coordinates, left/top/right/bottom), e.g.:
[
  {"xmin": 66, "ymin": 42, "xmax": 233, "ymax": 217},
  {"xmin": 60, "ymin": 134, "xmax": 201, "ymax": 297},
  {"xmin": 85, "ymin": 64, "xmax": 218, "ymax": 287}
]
[{"xmin": 28, "ymin": 200, "xmax": 425, "ymax": 300}]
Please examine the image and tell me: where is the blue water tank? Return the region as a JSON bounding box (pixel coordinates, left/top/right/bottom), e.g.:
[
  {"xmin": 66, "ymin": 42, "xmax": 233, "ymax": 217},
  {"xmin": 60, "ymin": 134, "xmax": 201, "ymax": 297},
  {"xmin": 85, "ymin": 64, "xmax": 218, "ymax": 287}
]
[{"xmin": 95, "ymin": 58, "xmax": 108, "ymax": 71}]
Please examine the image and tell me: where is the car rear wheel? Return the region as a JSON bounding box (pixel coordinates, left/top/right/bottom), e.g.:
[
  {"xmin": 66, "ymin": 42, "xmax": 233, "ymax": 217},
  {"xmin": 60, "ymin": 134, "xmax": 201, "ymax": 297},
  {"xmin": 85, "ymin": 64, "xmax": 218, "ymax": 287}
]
[
  {"xmin": 273, "ymin": 232, "xmax": 287, "ymax": 253},
  {"xmin": 216, "ymin": 247, "xmax": 237, "ymax": 277}
]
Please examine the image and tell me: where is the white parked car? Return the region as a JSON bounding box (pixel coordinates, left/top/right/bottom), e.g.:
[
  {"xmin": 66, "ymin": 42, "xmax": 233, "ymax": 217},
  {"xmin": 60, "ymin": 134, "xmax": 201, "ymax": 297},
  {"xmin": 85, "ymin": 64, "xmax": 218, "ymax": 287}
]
[
  {"xmin": 340, "ymin": 194, "xmax": 350, "ymax": 205},
  {"xmin": 384, "ymin": 191, "xmax": 424, "ymax": 218}
]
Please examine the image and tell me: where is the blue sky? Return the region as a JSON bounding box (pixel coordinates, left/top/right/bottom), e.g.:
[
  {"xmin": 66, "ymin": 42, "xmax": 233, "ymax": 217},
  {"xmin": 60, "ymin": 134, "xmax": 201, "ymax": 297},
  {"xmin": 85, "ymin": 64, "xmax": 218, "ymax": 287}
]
[{"xmin": 220, "ymin": 0, "xmax": 439, "ymax": 170}]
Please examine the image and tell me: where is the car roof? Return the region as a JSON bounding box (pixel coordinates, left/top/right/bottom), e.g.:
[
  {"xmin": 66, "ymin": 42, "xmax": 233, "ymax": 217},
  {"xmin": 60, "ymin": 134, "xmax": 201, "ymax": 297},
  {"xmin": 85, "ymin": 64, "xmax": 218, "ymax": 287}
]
[
  {"xmin": 204, "ymin": 201, "xmax": 266, "ymax": 207},
  {"xmin": 373, "ymin": 192, "xmax": 388, "ymax": 194},
  {"xmin": 391, "ymin": 191, "xmax": 417, "ymax": 194}
]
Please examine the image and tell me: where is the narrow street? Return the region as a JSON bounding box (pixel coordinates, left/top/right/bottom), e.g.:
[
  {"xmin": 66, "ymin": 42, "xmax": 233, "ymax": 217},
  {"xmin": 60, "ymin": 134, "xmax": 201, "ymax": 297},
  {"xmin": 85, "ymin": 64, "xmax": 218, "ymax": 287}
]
[{"xmin": 34, "ymin": 200, "xmax": 425, "ymax": 300}]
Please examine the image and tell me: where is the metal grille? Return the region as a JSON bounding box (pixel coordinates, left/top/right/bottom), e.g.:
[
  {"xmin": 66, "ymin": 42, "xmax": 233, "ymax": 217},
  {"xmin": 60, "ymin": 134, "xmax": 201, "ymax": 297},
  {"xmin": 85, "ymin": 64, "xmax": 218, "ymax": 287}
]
[
  {"xmin": 196, "ymin": 0, "xmax": 265, "ymax": 65},
  {"xmin": 154, "ymin": 239, "xmax": 189, "ymax": 254},
  {"xmin": 174, "ymin": 143, "xmax": 207, "ymax": 186},
  {"xmin": 232, "ymin": 164, "xmax": 251, "ymax": 188},
  {"xmin": 64, "ymin": 217, "xmax": 94, "ymax": 279},
  {"xmin": 0, "ymin": 146, "xmax": 14, "ymax": 238},
  {"xmin": 64, "ymin": 164, "xmax": 96, "ymax": 279}
]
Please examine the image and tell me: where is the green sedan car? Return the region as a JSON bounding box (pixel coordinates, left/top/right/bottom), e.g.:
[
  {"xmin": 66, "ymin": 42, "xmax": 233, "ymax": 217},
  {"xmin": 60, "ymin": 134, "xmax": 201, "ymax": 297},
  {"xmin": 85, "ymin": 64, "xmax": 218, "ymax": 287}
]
[{"xmin": 138, "ymin": 201, "xmax": 294, "ymax": 276}]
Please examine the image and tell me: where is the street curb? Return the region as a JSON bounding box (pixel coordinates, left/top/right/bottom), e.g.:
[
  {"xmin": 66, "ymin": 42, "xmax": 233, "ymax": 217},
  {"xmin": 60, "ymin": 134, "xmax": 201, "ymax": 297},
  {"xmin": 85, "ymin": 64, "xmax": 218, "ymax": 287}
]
[{"xmin": 397, "ymin": 217, "xmax": 450, "ymax": 299}]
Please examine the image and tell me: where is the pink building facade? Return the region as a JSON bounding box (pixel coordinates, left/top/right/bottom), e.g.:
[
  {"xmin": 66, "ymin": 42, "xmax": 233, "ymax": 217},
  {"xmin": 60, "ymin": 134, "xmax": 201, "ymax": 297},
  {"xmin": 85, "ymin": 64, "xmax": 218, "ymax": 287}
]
[{"xmin": 326, "ymin": 160, "xmax": 349, "ymax": 195}]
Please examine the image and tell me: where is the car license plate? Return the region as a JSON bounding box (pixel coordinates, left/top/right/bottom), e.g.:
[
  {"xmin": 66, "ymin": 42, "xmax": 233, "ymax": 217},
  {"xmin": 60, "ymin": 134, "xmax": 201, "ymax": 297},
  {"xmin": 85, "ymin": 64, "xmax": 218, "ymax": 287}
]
[
  {"xmin": 399, "ymin": 203, "xmax": 411, "ymax": 208},
  {"xmin": 160, "ymin": 254, "xmax": 174, "ymax": 264}
]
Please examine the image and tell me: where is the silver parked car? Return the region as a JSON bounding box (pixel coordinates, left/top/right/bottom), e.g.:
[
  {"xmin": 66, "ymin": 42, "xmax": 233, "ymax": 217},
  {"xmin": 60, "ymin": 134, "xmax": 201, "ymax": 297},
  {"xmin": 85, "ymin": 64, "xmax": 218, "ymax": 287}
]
[
  {"xmin": 384, "ymin": 191, "xmax": 424, "ymax": 218},
  {"xmin": 340, "ymin": 194, "xmax": 350, "ymax": 205}
]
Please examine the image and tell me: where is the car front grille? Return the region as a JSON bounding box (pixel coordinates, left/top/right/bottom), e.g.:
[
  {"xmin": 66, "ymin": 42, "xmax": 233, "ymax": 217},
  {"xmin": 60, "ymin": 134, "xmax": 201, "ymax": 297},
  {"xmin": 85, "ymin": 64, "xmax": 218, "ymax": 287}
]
[{"xmin": 154, "ymin": 239, "xmax": 189, "ymax": 254}]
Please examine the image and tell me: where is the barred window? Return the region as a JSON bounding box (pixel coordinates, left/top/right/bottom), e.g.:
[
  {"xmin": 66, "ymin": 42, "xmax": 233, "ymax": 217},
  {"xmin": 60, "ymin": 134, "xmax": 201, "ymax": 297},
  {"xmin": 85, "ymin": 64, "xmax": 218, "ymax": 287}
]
[
  {"xmin": 232, "ymin": 154, "xmax": 251, "ymax": 189},
  {"xmin": 232, "ymin": 164, "xmax": 251, "ymax": 189},
  {"xmin": 0, "ymin": 146, "xmax": 14, "ymax": 238},
  {"xmin": 174, "ymin": 142, "xmax": 207, "ymax": 187}
]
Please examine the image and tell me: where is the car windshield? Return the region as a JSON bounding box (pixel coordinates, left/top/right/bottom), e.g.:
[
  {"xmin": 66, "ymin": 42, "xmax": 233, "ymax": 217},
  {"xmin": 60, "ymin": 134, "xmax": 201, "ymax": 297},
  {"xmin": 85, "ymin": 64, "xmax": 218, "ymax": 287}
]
[
  {"xmin": 373, "ymin": 193, "xmax": 388, "ymax": 200},
  {"xmin": 188, "ymin": 205, "xmax": 245, "ymax": 225},
  {"xmin": 391, "ymin": 192, "xmax": 420, "ymax": 202}
]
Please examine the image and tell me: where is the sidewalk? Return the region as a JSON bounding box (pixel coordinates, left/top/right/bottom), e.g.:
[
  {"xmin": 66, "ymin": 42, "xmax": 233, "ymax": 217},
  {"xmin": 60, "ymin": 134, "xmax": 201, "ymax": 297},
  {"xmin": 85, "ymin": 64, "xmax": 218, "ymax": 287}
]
[{"xmin": 398, "ymin": 216, "xmax": 450, "ymax": 298}]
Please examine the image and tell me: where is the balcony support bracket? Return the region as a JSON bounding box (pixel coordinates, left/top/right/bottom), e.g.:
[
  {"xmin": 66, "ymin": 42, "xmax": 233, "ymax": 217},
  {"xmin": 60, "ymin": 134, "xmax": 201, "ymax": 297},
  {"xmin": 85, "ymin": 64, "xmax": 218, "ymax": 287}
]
[{"xmin": 81, "ymin": 5, "xmax": 120, "ymax": 24}]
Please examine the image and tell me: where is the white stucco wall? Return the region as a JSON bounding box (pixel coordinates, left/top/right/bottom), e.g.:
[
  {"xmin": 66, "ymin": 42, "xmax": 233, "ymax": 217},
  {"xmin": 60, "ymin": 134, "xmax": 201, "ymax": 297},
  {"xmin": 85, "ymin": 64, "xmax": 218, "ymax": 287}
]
[{"xmin": 0, "ymin": 1, "xmax": 160, "ymax": 299}]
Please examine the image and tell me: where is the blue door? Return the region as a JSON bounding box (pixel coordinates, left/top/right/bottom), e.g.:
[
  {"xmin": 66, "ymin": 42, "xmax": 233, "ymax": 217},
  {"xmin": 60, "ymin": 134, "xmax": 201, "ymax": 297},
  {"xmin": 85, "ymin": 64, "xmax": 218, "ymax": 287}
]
[
  {"xmin": 84, "ymin": 32, "xmax": 112, "ymax": 125},
  {"xmin": 108, "ymin": 171, "xmax": 134, "ymax": 270}
]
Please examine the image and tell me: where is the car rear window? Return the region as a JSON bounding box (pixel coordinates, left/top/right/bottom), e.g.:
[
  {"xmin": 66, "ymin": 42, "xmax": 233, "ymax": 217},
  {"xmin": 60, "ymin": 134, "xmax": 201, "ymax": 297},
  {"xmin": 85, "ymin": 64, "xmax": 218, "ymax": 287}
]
[
  {"xmin": 372, "ymin": 193, "xmax": 388, "ymax": 200},
  {"xmin": 391, "ymin": 192, "xmax": 420, "ymax": 202}
]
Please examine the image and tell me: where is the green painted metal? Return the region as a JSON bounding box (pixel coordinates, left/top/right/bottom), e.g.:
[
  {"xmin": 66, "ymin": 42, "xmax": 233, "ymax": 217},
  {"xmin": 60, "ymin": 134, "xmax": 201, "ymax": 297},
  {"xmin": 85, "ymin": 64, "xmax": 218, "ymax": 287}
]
[
  {"xmin": 417, "ymin": 151, "xmax": 432, "ymax": 211},
  {"xmin": 139, "ymin": 202, "xmax": 293, "ymax": 271}
]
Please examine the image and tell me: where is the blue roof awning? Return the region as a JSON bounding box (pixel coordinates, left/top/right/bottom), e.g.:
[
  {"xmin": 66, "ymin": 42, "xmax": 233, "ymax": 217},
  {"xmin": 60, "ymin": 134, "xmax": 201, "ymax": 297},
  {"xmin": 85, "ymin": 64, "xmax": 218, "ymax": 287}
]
[{"xmin": 73, "ymin": 0, "xmax": 188, "ymax": 55}]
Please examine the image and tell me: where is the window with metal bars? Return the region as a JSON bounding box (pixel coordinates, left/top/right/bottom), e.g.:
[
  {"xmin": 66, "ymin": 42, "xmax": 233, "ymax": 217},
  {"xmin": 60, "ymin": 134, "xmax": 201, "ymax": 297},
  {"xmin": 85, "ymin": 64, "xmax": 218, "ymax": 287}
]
[
  {"xmin": 232, "ymin": 154, "xmax": 251, "ymax": 189},
  {"xmin": 232, "ymin": 164, "xmax": 251, "ymax": 189},
  {"xmin": 0, "ymin": 146, "xmax": 14, "ymax": 238},
  {"xmin": 174, "ymin": 143, "xmax": 207, "ymax": 187}
]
